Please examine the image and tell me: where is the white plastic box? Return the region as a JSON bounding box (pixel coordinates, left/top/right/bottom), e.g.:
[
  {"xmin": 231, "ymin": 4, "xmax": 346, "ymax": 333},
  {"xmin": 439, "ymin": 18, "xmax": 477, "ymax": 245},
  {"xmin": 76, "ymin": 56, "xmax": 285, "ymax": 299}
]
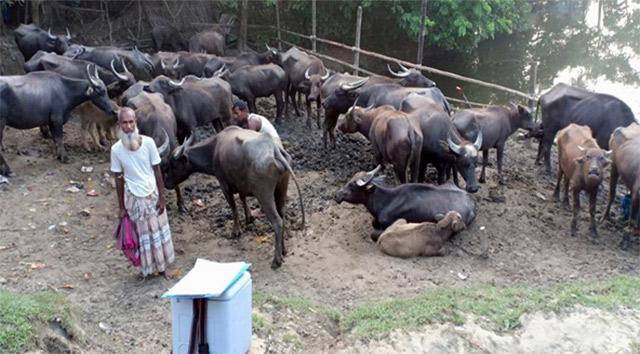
[{"xmin": 171, "ymin": 271, "xmax": 252, "ymax": 354}]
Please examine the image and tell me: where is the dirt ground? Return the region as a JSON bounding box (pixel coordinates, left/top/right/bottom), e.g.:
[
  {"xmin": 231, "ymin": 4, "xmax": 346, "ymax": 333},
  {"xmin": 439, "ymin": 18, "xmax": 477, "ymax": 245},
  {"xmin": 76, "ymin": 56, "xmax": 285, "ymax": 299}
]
[{"xmin": 2, "ymin": 34, "xmax": 640, "ymax": 353}]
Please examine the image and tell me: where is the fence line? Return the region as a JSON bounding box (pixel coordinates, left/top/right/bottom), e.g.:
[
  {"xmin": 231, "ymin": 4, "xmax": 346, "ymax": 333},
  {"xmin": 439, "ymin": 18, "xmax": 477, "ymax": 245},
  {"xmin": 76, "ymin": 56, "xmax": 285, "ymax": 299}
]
[{"xmin": 269, "ymin": 26, "xmax": 535, "ymax": 101}]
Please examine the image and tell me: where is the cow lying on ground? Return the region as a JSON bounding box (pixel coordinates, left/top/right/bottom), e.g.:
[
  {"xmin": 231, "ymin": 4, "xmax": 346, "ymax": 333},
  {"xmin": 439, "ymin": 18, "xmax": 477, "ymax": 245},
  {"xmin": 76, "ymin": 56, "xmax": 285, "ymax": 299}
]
[
  {"xmin": 162, "ymin": 126, "xmax": 305, "ymax": 269},
  {"xmin": 553, "ymin": 124, "xmax": 610, "ymax": 239},
  {"xmin": 377, "ymin": 211, "xmax": 466, "ymax": 258},
  {"xmin": 337, "ymin": 105, "xmax": 423, "ymax": 183},
  {"xmin": 452, "ymin": 103, "xmax": 535, "ymax": 184},
  {"xmin": 603, "ymin": 123, "xmax": 640, "ymax": 249},
  {"xmin": 334, "ymin": 165, "xmax": 475, "ymax": 241}
]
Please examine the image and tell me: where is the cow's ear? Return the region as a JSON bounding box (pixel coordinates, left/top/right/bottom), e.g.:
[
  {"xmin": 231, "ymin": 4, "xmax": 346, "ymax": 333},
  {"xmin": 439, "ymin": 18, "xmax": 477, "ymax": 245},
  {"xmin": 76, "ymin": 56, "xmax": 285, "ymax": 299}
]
[{"xmin": 434, "ymin": 213, "xmax": 445, "ymax": 221}]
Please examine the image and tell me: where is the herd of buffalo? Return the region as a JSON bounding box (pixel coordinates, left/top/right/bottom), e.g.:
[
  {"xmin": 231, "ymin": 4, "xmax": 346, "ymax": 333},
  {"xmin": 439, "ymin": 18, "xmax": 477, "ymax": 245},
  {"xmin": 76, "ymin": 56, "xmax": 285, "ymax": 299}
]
[{"xmin": 1, "ymin": 24, "xmax": 638, "ymax": 268}]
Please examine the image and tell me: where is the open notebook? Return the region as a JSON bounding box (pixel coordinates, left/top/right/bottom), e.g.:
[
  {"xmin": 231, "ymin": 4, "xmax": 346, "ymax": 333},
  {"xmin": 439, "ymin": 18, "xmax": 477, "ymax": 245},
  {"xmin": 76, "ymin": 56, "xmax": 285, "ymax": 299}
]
[{"xmin": 162, "ymin": 258, "xmax": 251, "ymax": 299}]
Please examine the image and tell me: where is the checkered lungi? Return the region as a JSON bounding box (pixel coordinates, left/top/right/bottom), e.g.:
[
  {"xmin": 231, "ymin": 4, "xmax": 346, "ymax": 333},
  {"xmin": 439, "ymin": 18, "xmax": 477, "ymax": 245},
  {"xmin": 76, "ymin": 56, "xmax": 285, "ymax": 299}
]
[{"xmin": 125, "ymin": 188, "xmax": 175, "ymax": 276}]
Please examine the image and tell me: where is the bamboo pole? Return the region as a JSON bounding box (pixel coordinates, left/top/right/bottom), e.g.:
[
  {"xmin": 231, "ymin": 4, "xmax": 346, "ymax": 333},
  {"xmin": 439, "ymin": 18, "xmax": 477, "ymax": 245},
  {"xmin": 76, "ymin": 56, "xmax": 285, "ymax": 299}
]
[
  {"xmin": 416, "ymin": 0, "xmax": 428, "ymax": 64},
  {"xmin": 239, "ymin": 0, "xmax": 248, "ymax": 50},
  {"xmin": 275, "ymin": 0, "xmax": 282, "ymax": 50},
  {"xmin": 311, "ymin": 0, "xmax": 317, "ymax": 52},
  {"xmin": 353, "ymin": 6, "xmax": 362, "ymax": 76},
  {"xmin": 528, "ymin": 60, "xmax": 539, "ymax": 111}
]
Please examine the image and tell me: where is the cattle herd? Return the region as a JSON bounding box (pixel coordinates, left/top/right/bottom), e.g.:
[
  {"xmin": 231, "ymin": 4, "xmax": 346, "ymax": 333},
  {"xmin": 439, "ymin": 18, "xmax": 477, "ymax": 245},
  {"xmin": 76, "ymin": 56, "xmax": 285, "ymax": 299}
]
[{"xmin": 0, "ymin": 24, "xmax": 638, "ymax": 269}]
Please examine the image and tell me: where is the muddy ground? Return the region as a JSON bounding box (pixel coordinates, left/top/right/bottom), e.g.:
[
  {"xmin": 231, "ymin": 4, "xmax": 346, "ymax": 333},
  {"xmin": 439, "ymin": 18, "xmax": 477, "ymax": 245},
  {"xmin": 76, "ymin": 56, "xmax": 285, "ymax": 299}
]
[{"xmin": 2, "ymin": 34, "xmax": 640, "ymax": 353}]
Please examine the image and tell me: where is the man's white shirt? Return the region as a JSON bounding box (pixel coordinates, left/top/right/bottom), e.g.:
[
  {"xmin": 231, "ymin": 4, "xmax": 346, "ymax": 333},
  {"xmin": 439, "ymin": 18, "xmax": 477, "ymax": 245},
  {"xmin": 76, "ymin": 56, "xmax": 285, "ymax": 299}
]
[{"xmin": 110, "ymin": 135, "xmax": 161, "ymax": 198}]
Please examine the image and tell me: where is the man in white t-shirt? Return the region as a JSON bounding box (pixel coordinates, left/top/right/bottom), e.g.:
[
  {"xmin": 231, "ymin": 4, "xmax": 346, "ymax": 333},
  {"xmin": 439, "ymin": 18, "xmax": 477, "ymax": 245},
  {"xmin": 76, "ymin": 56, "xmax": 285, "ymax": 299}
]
[
  {"xmin": 232, "ymin": 100, "xmax": 282, "ymax": 147},
  {"xmin": 110, "ymin": 107, "xmax": 175, "ymax": 279}
]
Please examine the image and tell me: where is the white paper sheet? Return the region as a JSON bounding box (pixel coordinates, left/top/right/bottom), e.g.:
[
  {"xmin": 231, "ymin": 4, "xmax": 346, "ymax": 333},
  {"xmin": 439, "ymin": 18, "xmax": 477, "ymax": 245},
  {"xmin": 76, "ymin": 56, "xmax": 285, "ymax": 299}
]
[{"xmin": 162, "ymin": 258, "xmax": 251, "ymax": 299}]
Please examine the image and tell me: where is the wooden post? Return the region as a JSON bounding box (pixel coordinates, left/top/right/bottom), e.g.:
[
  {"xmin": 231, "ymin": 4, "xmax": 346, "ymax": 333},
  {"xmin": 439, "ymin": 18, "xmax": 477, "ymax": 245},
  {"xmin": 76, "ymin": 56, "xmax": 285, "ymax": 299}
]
[
  {"xmin": 416, "ymin": 0, "xmax": 428, "ymax": 64},
  {"xmin": 275, "ymin": 0, "xmax": 282, "ymax": 50},
  {"xmin": 311, "ymin": 0, "xmax": 317, "ymax": 52},
  {"xmin": 239, "ymin": 0, "xmax": 248, "ymax": 50},
  {"xmin": 353, "ymin": 6, "xmax": 362, "ymax": 76},
  {"xmin": 597, "ymin": 0, "xmax": 603, "ymax": 30},
  {"xmin": 103, "ymin": 1, "xmax": 113, "ymax": 45},
  {"xmin": 528, "ymin": 60, "xmax": 538, "ymax": 112}
]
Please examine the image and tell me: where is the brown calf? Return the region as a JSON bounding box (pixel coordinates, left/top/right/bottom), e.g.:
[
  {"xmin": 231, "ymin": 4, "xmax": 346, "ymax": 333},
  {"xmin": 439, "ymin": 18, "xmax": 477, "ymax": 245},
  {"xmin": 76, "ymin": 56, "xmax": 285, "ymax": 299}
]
[
  {"xmin": 376, "ymin": 211, "xmax": 466, "ymax": 258},
  {"xmin": 603, "ymin": 123, "xmax": 640, "ymax": 248},
  {"xmin": 553, "ymin": 124, "xmax": 610, "ymax": 239},
  {"xmin": 337, "ymin": 105, "xmax": 423, "ymax": 183},
  {"xmin": 73, "ymin": 101, "xmax": 119, "ymax": 151}
]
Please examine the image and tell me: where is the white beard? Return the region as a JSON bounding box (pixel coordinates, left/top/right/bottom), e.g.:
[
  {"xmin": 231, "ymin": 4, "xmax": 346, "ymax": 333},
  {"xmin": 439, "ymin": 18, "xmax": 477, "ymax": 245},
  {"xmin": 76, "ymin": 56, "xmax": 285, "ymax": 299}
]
[{"xmin": 118, "ymin": 127, "xmax": 141, "ymax": 151}]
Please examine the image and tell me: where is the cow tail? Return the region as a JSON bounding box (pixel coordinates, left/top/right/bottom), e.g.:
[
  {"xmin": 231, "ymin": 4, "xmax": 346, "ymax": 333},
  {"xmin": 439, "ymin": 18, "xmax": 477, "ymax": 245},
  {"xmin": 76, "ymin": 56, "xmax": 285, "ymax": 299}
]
[
  {"xmin": 407, "ymin": 121, "xmax": 422, "ymax": 183},
  {"xmin": 274, "ymin": 146, "xmax": 306, "ymax": 228}
]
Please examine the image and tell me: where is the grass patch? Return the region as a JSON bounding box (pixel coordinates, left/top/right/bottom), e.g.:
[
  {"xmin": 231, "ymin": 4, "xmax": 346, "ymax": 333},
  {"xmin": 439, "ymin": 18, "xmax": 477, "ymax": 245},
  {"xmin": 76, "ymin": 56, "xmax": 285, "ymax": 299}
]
[
  {"xmin": 0, "ymin": 290, "xmax": 77, "ymax": 353},
  {"xmin": 254, "ymin": 291, "xmax": 341, "ymax": 322},
  {"xmin": 252, "ymin": 313, "xmax": 272, "ymax": 335},
  {"xmin": 342, "ymin": 275, "xmax": 640, "ymax": 339}
]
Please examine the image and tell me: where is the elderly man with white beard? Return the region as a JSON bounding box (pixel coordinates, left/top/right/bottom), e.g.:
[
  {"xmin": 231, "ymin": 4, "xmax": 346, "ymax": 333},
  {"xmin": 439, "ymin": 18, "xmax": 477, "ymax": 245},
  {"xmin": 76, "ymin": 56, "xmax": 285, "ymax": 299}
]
[{"xmin": 110, "ymin": 107, "xmax": 175, "ymax": 279}]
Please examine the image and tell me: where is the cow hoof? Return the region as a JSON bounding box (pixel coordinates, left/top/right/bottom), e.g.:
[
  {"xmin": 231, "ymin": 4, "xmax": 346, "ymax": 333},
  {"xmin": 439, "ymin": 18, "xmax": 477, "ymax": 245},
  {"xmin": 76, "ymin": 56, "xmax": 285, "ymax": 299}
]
[{"xmin": 271, "ymin": 258, "xmax": 283, "ymax": 269}]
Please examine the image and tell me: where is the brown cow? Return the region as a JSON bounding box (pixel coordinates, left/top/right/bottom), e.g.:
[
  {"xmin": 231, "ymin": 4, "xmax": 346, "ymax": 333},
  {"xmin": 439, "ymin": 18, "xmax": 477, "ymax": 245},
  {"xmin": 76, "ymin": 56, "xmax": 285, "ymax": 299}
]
[
  {"xmin": 377, "ymin": 211, "xmax": 466, "ymax": 258},
  {"xmin": 337, "ymin": 105, "xmax": 423, "ymax": 183},
  {"xmin": 603, "ymin": 123, "xmax": 640, "ymax": 248},
  {"xmin": 553, "ymin": 124, "xmax": 610, "ymax": 239},
  {"xmin": 73, "ymin": 101, "xmax": 119, "ymax": 151}
]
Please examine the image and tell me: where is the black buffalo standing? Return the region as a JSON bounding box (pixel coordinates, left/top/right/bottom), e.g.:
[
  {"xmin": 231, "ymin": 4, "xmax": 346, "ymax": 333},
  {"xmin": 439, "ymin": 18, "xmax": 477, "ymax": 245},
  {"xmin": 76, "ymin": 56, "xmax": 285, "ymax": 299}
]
[{"xmin": 14, "ymin": 24, "xmax": 71, "ymax": 61}]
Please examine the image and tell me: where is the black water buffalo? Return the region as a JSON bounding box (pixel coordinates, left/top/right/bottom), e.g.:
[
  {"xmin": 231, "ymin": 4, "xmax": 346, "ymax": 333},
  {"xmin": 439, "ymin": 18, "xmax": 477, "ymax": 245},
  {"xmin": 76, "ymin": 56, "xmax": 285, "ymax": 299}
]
[
  {"xmin": 337, "ymin": 105, "xmax": 423, "ymax": 183},
  {"xmin": 143, "ymin": 75, "xmax": 233, "ymax": 142},
  {"xmin": 385, "ymin": 62, "xmax": 436, "ymax": 88},
  {"xmin": 334, "ymin": 165, "xmax": 475, "ymax": 241},
  {"xmin": 320, "ymin": 74, "xmax": 368, "ymax": 148},
  {"xmin": 189, "ymin": 31, "xmax": 225, "ymax": 55},
  {"xmin": 64, "ymin": 45, "xmax": 154, "ymax": 81},
  {"xmin": 0, "ymin": 65, "xmax": 112, "ymax": 175},
  {"xmin": 216, "ymin": 63, "xmax": 286, "ymax": 121},
  {"xmin": 358, "ymin": 83, "xmax": 451, "ymax": 113},
  {"xmin": 162, "ymin": 126, "xmax": 305, "ymax": 269},
  {"xmin": 14, "ymin": 24, "xmax": 71, "ymax": 61},
  {"xmin": 25, "ymin": 51, "xmax": 135, "ymax": 98},
  {"xmin": 202, "ymin": 49, "xmax": 279, "ymax": 76},
  {"xmin": 155, "ymin": 52, "xmax": 223, "ymax": 79},
  {"xmin": 452, "ymin": 103, "xmax": 535, "ymax": 184},
  {"xmin": 151, "ymin": 24, "xmax": 188, "ymax": 52},
  {"xmin": 410, "ymin": 104, "xmax": 482, "ymax": 192},
  {"xmin": 271, "ymin": 46, "xmax": 329, "ymax": 127},
  {"xmin": 537, "ymin": 86, "xmax": 635, "ymax": 174}
]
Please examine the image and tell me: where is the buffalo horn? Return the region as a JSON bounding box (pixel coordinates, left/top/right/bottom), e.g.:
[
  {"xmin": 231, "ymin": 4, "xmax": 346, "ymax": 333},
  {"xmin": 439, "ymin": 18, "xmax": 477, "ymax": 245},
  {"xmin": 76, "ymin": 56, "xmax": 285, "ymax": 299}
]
[
  {"xmin": 304, "ymin": 67, "xmax": 312, "ymax": 80},
  {"xmin": 265, "ymin": 43, "xmax": 277, "ymax": 54},
  {"xmin": 356, "ymin": 165, "xmax": 382, "ymax": 187},
  {"xmin": 86, "ymin": 64, "xmax": 102, "ymax": 87},
  {"xmin": 66, "ymin": 28, "xmax": 71, "ymax": 40},
  {"xmin": 110, "ymin": 59, "xmax": 128, "ymax": 81},
  {"xmin": 387, "ymin": 63, "xmax": 410, "ymax": 78},
  {"xmin": 172, "ymin": 133, "xmax": 195, "ymax": 159},
  {"xmin": 157, "ymin": 129, "xmax": 171, "ymax": 157},
  {"xmin": 173, "ymin": 56, "xmax": 181, "ymax": 69},
  {"xmin": 214, "ymin": 64, "xmax": 227, "ymax": 77},
  {"xmin": 447, "ymin": 135, "xmax": 462, "ymax": 155},
  {"xmin": 473, "ymin": 130, "xmax": 483, "ymax": 150},
  {"xmin": 47, "ymin": 28, "xmax": 55, "ymax": 39},
  {"xmin": 121, "ymin": 59, "xmax": 130, "ymax": 74},
  {"xmin": 398, "ymin": 62, "xmax": 412, "ymax": 73},
  {"xmin": 320, "ymin": 68, "xmax": 330, "ymax": 80},
  {"xmin": 169, "ymin": 77, "xmax": 186, "ymax": 88},
  {"xmin": 340, "ymin": 77, "xmax": 368, "ymax": 91},
  {"xmin": 160, "ymin": 59, "xmax": 167, "ymax": 69},
  {"xmin": 577, "ymin": 145, "xmax": 585, "ymax": 152}
]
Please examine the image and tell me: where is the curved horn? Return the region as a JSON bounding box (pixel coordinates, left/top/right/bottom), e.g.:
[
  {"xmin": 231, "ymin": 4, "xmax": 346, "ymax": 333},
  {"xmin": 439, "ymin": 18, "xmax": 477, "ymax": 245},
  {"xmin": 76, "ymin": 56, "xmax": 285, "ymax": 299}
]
[
  {"xmin": 340, "ymin": 77, "xmax": 368, "ymax": 91},
  {"xmin": 169, "ymin": 77, "xmax": 186, "ymax": 88},
  {"xmin": 160, "ymin": 58, "xmax": 167, "ymax": 69},
  {"xmin": 65, "ymin": 28, "xmax": 71, "ymax": 40},
  {"xmin": 356, "ymin": 165, "xmax": 383, "ymax": 187},
  {"xmin": 110, "ymin": 59, "xmax": 128, "ymax": 81},
  {"xmin": 214, "ymin": 64, "xmax": 227, "ymax": 77},
  {"xmin": 305, "ymin": 67, "xmax": 312, "ymax": 80},
  {"xmin": 121, "ymin": 59, "xmax": 130, "ymax": 74},
  {"xmin": 387, "ymin": 63, "xmax": 410, "ymax": 78},
  {"xmin": 47, "ymin": 28, "xmax": 55, "ymax": 39},
  {"xmin": 265, "ymin": 43, "xmax": 277, "ymax": 54},
  {"xmin": 398, "ymin": 62, "xmax": 411, "ymax": 73},
  {"xmin": 320, "ymin": 68, "xmax": 330, "ymax": 81},
  {"xmin": 473, "ymin": 130, "xmax": 483, "ymax": 150},
  {"xmin": 172, "ymin": 133, "xmax": 195, "ymax": 159},
  {"xmin": 86, "ymin": 64, "xmax": 101, "ymax": 87},
  {"xmin": 173, "ymin": 56, "xmax": 181, "ymax": 69},
  {"xmin": 447, "ymin": 135, "xmax": 462, "ymax": 155},
  {"xmin": 157, "ymin": 129, "xmax": 171, "ymax": 157}
]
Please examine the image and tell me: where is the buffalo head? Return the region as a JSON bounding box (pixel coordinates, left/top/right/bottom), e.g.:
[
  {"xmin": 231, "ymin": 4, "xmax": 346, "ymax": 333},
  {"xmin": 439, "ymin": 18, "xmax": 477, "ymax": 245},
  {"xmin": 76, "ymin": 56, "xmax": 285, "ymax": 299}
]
[
  {"xmin": 46, "ymin": 28, "xmax": 71, "ymax": 55},
  {"xmin": 335, "ymin": 165, "xmax": 384, "ymax": 204},
  {"xmin": 143, "ymin": 75, "xmax": 185, "ymax": 96},
  {"xmin": 388, "ymin": 62, "xmax": 436, "ymax": 88},
  {"xmin": 160, "ymin": 56, "xmax": 184, "ymax": 79},
  {"xmin": 162, "ymin": 133, "xmax": 195, "ymax": 190},
  {"xmin": 265, "ymin": 43, "xmax": 281, "ymax": 65},
  {"xmin": 305, "ymin": 66, "xmax": 330, "ymax": 102},
  {"xmin": 336, "ymin": 102, "xmax": 373, "ymax": 134},
  {"xmin": 511, "ymin": 103, "xmax": 535, "ymax": 131},
  {"xmin": 322, "ymin": 78, "xmax": 368, "ymax": 113},
  {"xmin": 576, "ymin": 145, "xmax": 611, "ymax": 190},
  {"xmin": 85, "ymin": 64, "xmax": 114, "ymax": 115},
  {"xmin": 107, "ymin": 59, "xmax": 136, "ymax": 96},
  {"xmin": 446, "ymin": 130, "xmax": 482, "ymax": 193}
]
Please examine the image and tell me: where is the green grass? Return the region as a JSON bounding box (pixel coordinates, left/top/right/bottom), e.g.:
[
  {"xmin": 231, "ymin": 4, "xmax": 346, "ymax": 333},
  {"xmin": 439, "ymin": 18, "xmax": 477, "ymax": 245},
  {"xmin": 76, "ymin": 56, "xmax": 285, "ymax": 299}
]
[
  {"xmin": 254, "ymin": 276, "xmax": 640, "ymax": 340},
  {"xmin": 0, "ymin": 290, "xmax": 77, "ymax": 353}
]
